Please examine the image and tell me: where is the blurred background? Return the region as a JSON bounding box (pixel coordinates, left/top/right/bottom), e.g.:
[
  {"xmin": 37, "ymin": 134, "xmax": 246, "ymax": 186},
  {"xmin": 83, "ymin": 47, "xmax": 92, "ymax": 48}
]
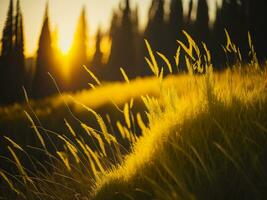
[{"xmin": 0, "ymin": 0, "xmax": 266, "ymax": 104}]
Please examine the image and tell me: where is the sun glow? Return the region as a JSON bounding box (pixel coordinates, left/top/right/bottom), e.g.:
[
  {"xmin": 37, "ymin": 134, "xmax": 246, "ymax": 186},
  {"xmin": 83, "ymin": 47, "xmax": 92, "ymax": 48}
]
[
  {"xmin": 101, "ymin": 36, "xmax": 111, "ymax": 64},
  {"xmin": 59, "ymin": 38, "xmax": 72, "ymax": 55}
]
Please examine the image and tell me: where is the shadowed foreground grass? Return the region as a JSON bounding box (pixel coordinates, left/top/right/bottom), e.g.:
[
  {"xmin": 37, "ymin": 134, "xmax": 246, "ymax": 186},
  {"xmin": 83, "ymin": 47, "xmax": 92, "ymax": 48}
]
[{"xmin": 93, "ymin": 69, "xmax": 267, "ymax": 200}]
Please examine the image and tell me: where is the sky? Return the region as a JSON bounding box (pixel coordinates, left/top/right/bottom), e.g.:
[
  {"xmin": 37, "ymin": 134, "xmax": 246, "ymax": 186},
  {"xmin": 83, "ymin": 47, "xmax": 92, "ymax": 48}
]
[{"xmin": 0, "ymin": 0, "xmax": 219, "ymax": 57}]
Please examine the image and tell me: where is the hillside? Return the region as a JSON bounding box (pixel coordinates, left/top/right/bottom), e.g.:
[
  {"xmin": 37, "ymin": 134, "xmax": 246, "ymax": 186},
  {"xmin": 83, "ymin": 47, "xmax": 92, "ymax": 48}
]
[
  {"xmin": 1, "ymin": 66, "xmax": 266, "ymax": 200},
  {"xmin": 1, "ymin": 31, "xmax": 267, "ymax": 199},
  {"xmin": 93, "ymin": 69, "xmax": 267, "ymax": 200}
]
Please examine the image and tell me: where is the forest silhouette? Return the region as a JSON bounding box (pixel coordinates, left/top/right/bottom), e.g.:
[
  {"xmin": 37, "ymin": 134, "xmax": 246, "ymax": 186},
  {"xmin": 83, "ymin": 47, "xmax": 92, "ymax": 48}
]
[{"xmin": 0, "ymin": 0, "xmax": 267, "ymax": 105}]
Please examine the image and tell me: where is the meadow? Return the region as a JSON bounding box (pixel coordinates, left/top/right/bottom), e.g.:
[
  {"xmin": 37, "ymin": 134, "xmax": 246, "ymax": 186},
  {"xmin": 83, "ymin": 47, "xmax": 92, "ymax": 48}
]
[{"xmin": 0, "ymin": 32, "xmax": 267, "ymax": 200}]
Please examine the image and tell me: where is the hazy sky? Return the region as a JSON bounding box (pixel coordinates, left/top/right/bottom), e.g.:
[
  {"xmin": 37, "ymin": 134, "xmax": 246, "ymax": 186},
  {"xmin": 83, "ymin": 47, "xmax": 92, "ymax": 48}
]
[{"xmin": 0, "ymin": 0, "xmax": 218, "ymax": 56}]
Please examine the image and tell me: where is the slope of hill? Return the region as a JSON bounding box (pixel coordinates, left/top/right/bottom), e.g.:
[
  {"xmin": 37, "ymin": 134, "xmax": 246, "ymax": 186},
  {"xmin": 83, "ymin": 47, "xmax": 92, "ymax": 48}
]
[
  {"xmin": 1, "ymin": 31, "xmax": 267, "ymax": 199},
  {"xmin": 0, "ymin": 67, "xmax": 266, "ymax": 200},
  {"xmin": 93, "ymin": 69, "xmax": 267, "ymax": 200}
]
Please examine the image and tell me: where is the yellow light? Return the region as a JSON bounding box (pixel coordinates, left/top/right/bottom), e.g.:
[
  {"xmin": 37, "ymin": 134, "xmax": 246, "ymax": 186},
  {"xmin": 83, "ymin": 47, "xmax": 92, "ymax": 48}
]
[
  {"xmin": 59, "ymin": 37, "xmax": 71, "ymax": 55},
  {"xmin": 100, "ymin": 36, "xmax": 111, "ymax": 64}
]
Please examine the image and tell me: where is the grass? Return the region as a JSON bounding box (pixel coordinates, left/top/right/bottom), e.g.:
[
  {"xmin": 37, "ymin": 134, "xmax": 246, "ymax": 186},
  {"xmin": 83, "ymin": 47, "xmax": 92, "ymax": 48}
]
[
  {"xmin": 0, "ymin": 31, "xmax": 267, "ymax": 200},
  {"xmin": 93, "ymin": 69, "xmax": 267, "ymax": 200}
]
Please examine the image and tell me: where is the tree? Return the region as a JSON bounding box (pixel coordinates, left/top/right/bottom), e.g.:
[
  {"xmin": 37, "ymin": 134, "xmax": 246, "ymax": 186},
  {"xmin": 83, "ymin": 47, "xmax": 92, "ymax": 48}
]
[
  {"xmin": 132, "ymin": 5, "xmax": 143, "ymax": 76},
  {"xmin": 169, "ymin": 0, "xmax": 184, "ymax": 37},
  {"xmin": 195, "ymin": 0, "xmax": 210, "ymax": 42},
  {"xmin": 1, "ymin": 0, "xmax": 13, "ymax": 66},
  {"xmin": 0, "ymin": 0, "xmax": 26, "ymax": 104},
  {"xmin": 248, "ymin": 0, "xmax": 267, "ymax": 61},
  {"xmin": 91, "ymin": 28, "xmax": 103, "ymax": 77},
  {"xmin": 119, "ymin": 0, "xmax": 137, "ymax": 78},
  {"xmin": 143, "ymin": 0, "xmax": 167, "ymax": 76},
  {"xmin": 212, "ymin": 0, "xmax": 250, "ymax": 66},
  {"xmin": 168, "ymin": 0, "xmax": 184, "ymax": 72},
  {"xmin": 69, "ymin": 6, "xmax": 88, "ymax": 90},
  {"xmin": 144, "ymin": 0, "xmax": 167, "ymax": 52},
  {"xmin": 0, "ymin": 0, "xmax": 14, "ymax": 104},
  {"xmin": 107, "ymin": 0, "xmax": 138, "ymax": 80},
  {"xmin": 13, "ymin": 0, "xmax": 26, "ymax": 100},
  {"xmin": 32, "ymin": 3, "xmax": 56, "ymax": 98},
  {"xmin": 187, "ymin": 0, "xmax": 193, "ymax": 23},
  {"xmin": 107, "ymin": 10, "xmax": 120, "ymax": 80}
]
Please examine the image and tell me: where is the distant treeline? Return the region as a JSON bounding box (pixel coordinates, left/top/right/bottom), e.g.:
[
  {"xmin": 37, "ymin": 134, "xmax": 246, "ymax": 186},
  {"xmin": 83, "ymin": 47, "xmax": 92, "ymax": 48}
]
[{"xmin": 0, "ymin": 0, "xmax": 267, "ymax": 104}]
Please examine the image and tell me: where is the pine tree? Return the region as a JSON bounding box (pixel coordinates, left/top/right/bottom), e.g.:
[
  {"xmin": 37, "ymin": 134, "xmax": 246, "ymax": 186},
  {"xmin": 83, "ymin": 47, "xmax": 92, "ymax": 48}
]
[
  {"xmin": 213, "ymin": 0, "xmax": 250, "ymax": 66},
  {"xmin": 91, "ymin": 28, "xmax": 103, "ymax": 74},
  {"xmin": 32, "ymin": 3, "xmax": 56, "ymax": 98},
  {"xmin": 248, "ymin": 0, "xmax": 267, "ymax": 61},
  {"xmin": 0, "ymin": 0, "xmax": 14, "ymax": 104},
  {"xmin": 1, "ymin": 0, "xmax": 13, "ymax": 65},
  {"xmin": 169, "ymin": 0, "xmax": 183, "ymax": 34},
  {"xmin": 107, "ymin": 10, "xmax": 120, "ymax": 78},
  {"xmin": 145, "ymin": 0, "xmax": 166, "ymax": 53},
  {"xmin": 168, "ymin": 0, "xmax": 184, "ymax": 72},
  {"xmin": 195, "ymin": 0, "xmax": 210, "ymax": 42},
  {"xmin": 69, "ymin": 6, "xmax": 88, "ymax": 90},
  {"xmin": 144, "ymin": 0, "xmax": 167, "ymax": 75},
  {"xmin": 212, "ymin": 1, "xmax": 226, "ymax": 67},
  {"xmin": 13, "ymin": 0, "xmax": 25, "ymax": 100},
  {"xmin": 132, "ymin": 5, "xmax": 143, "ymax": 76},
  {"xmin": 107, "ymin": 0, "xmax": 138, "ymax": 80},
  {"xmin": 119, "ymin": 0, "xmax": 136, "ymax": 78},
  {"xmin": 187, "ymin": 0, "xmax": 193, "ymax": 23}
]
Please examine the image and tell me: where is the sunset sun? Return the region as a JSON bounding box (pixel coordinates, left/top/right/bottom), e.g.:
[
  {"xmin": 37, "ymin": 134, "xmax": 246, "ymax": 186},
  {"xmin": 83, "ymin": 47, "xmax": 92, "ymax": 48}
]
[{"xmin": 59, "ymin": 38, "xmax": 71, "ymax": 54}]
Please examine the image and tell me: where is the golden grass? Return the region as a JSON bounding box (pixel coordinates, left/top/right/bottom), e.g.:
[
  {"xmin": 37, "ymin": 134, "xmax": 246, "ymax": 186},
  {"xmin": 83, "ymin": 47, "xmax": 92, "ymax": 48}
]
[{"xmin": 0, "ymin": 31, "xmax": 266, "ymax": 200}]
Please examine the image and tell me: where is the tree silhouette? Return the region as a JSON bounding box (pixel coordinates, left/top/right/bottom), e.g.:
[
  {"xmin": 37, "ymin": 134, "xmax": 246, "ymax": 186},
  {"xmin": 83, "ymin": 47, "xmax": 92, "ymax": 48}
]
[
  {"xmin": 168, "ymin": 0, "xmax": 184, "ymax": 72},
  {"xmin": 0, "ymin": 0, "xmax": 26, "ymax": 104},
  {"xmin": 107, "ymin": 10, "xmax": 120, "ymax": 80},
  {"xmin": 1, "ymin": 0, "xmax": 13, "ymax": 67},
  {"xmin": 13, "ymin": 0, "xmax": 25, "ymax": 101},
  {"xmin": 212, "ymin": 0, "xmax": 250, "ymax": 67},
  {"xmin": 248, "ymin": 0, "xmax": 267, "ymax": 61},
  {"xmin": 195, "ymin": 0, "xmax": 210, "ymax": 42},
  {"xmin": 91, "ymin": 28, "xmax": 103, "ymax": 77},
  {"xmin": 107, "ymin": 0, "xmax": 138, "ymax": 80},
  {"xmin": 143, "ymin": 0, "xmax": 167, "ymax": 76},
  {"xmin": 119, "ymin": 0, "xmax": 137, "ymax": 78},
  {"xmin": 0, "ymin": 0, "xmax": 14, "ymax": 104},
  {"xmin": 187, "ymin": 0, "xmax": 193, "ymax": 23},
  {"xmin": 132, "ymin": 5, "xmax": 143, "ymax": 76},
  {"xmin": 169, "ymin": 0, "xmax": 183, "ymax": 34},
  {"xmin": 32, "ymin": 3, "xmax": 56, "ymax": 99},
  {"xmin": 144, "ymin": 0, "xmax": 167, "ymax": 53},
  {"xmin": 69, "ymin": 6, "xmax": 88, "ymax": 90}
]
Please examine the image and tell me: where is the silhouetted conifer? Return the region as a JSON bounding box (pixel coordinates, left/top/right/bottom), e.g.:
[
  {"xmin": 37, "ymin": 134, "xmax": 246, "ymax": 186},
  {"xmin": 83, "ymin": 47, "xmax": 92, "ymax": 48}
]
[
  {"xmin": 248, "ymin": 0, "xmax": 267, "ymax": 61},
  {"xmin": 119, "ymin": 0, "xmax": 137, "ymax": 78},
  {"xmin": 107, "ymin": 11, "xmax": 120, "ymax": 79},
  {"xmin": 91, "ymin": 28, "xmax": 103, "ymax": 76},
  {"xmin": 145, "ymin": 0, "xmax": 167, "ymax": 52},
  {"xmin": 0, "ymin": 0, "xmax": 26, "ymax": 104},
  {"xmin": 213, "ymin": 0, "xmax": 250, "ymax": 67},
  {"xmin": 69, "ymin": 6, "xmax": 88, "ymax": 90},
  {"xmin": 107, "ymin": 0, "xmax": 138, "ymax": 80},
  {"xmin": 168, "ymin": 0, "xmax": 184, "ymax": 72},
  {"xmin": 0, "ymin": 0, "xmax": 14, "ymax": 104},
  {"xmin": 142, "ymin": 0, "xmax": 168, "ymax": 76},
  {"xmin": 132, "ymin": 5, "xmax": 143, "ymax": 76},
  {"xmin": 195, "ymin": 0, "xmax": 210, "ymax": 42},
  {"xmin": 187, "ymin": 0, "xmax": 193, "ymax": 23},
  {"xmin": 32, "ymin": 3, "xmax": 56, "ymax": 98},
  {"xmin": 13, "ymin": 0, "xmax": 25, "ymax": 101}
]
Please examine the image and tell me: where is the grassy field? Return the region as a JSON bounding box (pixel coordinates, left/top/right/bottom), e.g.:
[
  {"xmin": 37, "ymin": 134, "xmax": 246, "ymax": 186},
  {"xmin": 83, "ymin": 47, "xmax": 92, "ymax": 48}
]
[
  {"xmin": 93, "ymin": 69, "xmax": 267, "ymax": 200},
  {"xmin": 1, "ymin": 33, "xmax": 267, "ymax": 200}
]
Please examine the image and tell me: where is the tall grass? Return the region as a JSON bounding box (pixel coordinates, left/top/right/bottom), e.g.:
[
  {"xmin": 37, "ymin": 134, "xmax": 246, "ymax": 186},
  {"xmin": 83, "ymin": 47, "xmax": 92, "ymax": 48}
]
[{"xmin": 0, "ymin": 31, "xmax": 267, "ymax": 200}]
